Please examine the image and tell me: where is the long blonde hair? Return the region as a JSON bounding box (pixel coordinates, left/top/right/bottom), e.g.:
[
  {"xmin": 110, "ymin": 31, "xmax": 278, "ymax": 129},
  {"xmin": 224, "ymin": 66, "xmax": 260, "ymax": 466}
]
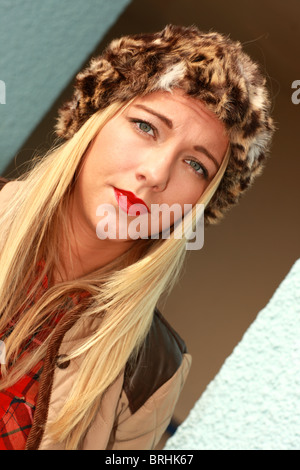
[{"xmin": 0, "ymin": 98, "xmax": 229, "ymax": 449}]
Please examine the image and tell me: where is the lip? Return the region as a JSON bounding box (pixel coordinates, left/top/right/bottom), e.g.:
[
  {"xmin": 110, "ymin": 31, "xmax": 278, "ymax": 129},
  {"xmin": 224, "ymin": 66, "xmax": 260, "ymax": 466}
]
[{"xmin": 113, "ymin": 187, "xmax": 150, "ymax": 214}]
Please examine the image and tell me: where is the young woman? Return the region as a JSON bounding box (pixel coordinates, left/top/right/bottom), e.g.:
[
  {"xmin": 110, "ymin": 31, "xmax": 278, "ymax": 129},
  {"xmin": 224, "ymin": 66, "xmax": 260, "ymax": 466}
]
[{"xmin": 0, "ymin": 24, "xmax": 274, "ymax": 450}]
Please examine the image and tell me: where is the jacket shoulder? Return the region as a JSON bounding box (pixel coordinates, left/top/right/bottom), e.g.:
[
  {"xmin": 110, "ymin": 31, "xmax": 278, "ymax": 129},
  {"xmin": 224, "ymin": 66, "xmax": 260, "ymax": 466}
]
[{"xmin": 123, "ymin": 307, "xmax": 188, "ymax": 414}]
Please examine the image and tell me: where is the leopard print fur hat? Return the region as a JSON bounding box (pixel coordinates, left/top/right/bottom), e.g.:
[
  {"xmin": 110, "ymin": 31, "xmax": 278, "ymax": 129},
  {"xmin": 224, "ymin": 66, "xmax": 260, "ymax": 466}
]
[{"xmin": 55, "ymin": 24, "xmax": 275, "ymax": 225}]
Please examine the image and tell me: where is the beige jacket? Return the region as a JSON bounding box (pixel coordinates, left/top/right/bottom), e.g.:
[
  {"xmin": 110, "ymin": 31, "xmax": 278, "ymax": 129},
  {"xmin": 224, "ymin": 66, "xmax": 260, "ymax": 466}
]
[
  {"xmin": 0, "ymin": 177, "xmax": 192, "ymax": 450},
  {"xmin": 27, "ymin": 310, "xmax": 191, "ymax": 450}
]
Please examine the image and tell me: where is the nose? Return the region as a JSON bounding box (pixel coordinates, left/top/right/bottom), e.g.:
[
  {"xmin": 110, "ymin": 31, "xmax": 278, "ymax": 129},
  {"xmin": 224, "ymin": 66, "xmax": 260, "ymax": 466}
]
[{"xmin": 135, "ymin": 147, "xmax": 173, "ymax": 192}]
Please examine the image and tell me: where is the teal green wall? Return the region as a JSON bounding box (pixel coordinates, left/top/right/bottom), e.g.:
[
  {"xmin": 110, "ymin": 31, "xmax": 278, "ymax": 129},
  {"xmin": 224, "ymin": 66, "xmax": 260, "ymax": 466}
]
[{"xmin": 0, "ymin": 0, "xmax": 131, "ymax": 173}]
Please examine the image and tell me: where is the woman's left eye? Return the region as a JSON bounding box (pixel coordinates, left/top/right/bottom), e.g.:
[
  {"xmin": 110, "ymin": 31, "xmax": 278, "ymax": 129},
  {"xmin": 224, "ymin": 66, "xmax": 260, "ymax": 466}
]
[{"xmin": 185, "ymin": 159, "xmax": 209, "ymax": 180}]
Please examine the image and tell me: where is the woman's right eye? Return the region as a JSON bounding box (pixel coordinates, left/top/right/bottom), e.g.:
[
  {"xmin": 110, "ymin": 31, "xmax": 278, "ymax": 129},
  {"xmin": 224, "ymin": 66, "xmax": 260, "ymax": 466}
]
[
  {"xmin": 130, "ymin": 119, "xmax": 156, "ymax": 138},
  {"xmin": 138, "ymin": 121, "xmax": 154, "ymax": 135}
]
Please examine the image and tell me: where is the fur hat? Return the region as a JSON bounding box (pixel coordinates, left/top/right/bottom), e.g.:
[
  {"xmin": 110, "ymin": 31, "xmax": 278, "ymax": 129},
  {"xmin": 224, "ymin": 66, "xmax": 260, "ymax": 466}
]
[{"xmin": 55, "ymin": 24, "xmax": 275, "ymax": 225}]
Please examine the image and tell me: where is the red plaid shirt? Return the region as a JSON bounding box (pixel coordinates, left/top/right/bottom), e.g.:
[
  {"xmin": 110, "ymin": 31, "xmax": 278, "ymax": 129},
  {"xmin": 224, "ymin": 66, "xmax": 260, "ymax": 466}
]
[{"xmin": 0, "ymin": 260, "xmax": 90, "ymax": 450}]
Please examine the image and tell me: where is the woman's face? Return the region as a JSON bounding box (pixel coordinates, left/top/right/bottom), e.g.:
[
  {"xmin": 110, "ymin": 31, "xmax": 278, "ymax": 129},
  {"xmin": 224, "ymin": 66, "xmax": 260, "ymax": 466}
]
[{"xmin": 73, "ymin": 88, "xmax": 228, "ymax": 242}]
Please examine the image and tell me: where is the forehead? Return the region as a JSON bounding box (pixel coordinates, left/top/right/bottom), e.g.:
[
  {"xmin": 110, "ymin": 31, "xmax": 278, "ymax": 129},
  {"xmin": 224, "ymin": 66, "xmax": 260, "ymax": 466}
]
[
  {"xmin": 127, "ymin": 88, "xmax": 227, "ymax": 135},
  {"xmin": 118, "ymin": 88, "xmax": 229, "ymax": 173}
]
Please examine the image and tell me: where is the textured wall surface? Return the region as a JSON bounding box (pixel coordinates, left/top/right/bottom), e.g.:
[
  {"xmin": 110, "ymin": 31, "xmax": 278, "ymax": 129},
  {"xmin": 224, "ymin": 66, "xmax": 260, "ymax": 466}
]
[
  {"xmin": 0, "ymin": 0, "xmax": 131, "ymax": 173},
  {"xmin": 164, "ymin": 258, "xmax": 300, "ymax": 450}
]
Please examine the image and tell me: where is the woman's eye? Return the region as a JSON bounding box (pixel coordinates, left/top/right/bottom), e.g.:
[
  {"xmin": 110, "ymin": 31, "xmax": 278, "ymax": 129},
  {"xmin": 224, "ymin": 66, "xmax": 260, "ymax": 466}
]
[
  {"xmin": 185, "ymin": 159, "xmax": 209, "ymax": 180},
  {"xmin": 138, "ymin": 121, "xmax": 154, "ymax": 135},
  {"xmin": 130, "ymin": 119, "xmax": 156, "ymax": 137}
]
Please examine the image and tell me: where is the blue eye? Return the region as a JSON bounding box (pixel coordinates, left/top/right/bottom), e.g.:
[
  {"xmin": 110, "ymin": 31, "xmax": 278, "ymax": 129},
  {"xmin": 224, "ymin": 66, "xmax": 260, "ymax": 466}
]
[
  {"xmin": 138, "ymin": 121, "xmax": 153, "ymax": 134},
  {"xmin": 185, "ymin": 159, "xmax": 209, "ymax": 180},
  {"xmin": 130, "ymin": 118, "xmax": 156, "ymax": 137}
]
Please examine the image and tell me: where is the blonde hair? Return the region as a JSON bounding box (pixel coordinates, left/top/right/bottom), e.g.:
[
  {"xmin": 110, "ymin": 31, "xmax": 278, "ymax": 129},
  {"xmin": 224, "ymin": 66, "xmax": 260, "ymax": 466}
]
[{"xmin": 0, "ymin": 99, "xmax": 229, "ymax": 449}]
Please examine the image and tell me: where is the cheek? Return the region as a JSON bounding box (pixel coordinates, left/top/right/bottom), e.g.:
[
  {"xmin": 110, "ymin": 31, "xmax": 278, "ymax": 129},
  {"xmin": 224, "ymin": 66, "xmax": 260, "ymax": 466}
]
[
  {"xmin": 90, "ymin": 134, "xmax": 141, "ymax": 174},
  {"xmin": 172, "ymin": 179, "xmax": 206, "ymax": 209}
]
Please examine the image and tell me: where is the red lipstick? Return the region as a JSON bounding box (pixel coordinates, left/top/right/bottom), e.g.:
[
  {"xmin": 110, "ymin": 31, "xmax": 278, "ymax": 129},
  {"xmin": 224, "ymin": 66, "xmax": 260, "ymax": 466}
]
[{"xmin": 113, "ymin": 188, "xmax": 150, "ymax": 214}]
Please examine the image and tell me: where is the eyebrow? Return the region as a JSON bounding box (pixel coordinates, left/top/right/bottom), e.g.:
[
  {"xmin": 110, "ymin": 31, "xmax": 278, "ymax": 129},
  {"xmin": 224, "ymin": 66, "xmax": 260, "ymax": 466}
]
[
  {"xmin": 132, "ymin": 104, "xmax": 220, "ymax": 171},
  {"xmin": 133, "ymin": 104, "xmax": 173, "ymax": 129}
]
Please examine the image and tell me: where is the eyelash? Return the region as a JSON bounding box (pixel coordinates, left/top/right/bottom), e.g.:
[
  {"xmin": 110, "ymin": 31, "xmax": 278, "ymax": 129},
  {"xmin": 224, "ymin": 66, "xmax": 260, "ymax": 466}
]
[{"xmin": 129, "ymin": 118, "xmax": 209, "ymax": 180}]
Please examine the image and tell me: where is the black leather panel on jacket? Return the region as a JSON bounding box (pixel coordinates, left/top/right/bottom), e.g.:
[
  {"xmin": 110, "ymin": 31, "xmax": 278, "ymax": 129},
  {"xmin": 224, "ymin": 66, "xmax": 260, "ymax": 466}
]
[
  {"xmin": 123, "ymin": 307, "xmax": 187, "ymax": 415},
  {"xmin": 0, "ymin": 176, "xmax": 188, "ymax": 416}
]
